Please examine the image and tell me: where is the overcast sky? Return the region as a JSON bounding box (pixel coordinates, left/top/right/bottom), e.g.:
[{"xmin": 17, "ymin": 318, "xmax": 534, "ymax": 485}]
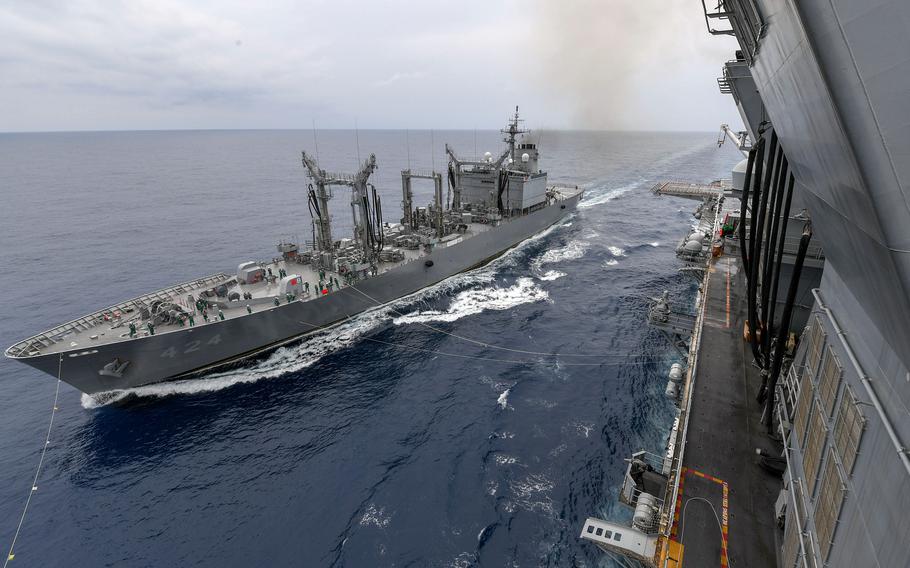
[{"xmin": 1, "ymin": 1, "xmax": 742, "ymax": 132}]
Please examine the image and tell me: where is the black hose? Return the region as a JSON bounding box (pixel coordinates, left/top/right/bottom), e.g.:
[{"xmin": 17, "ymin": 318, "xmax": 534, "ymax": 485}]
[
  {"xmin": 747, "ymin": 133, "xmax": 772, "ymax": 366},
  {"xmin": 308, "ymin": 184, "xmax": 321, "ymax": 218},
  {"xmin": 371, "ymin": 185, "xmax": 384, "ymax": 253},
  {"xmin": 767, "ymin": 172, "xmax": 794, "ymax": 345},
  {"xmin": 497, "ymin": 170, "xmax": 506, "ymax": 212},
  {"xmin": 750, "ymin": 132, "xmax": 777, "ymax": 362},
  {"xmin": 448, "ymin": 164, "xmax": 458, "ymax": 208},
  {"xmin": 361, "ymin": 194, "xmax": 374, "ymax": 251},
  {"xmin": 738, "ymin": 142, "xmax": 760, "ymax": 277},
  {"xmin": 760, "ymin": 148, "xmax": 786, "ymax": 361},
  {"xmin": 762, "ymin": 224, "xmax": 812, "ymax": 431}
]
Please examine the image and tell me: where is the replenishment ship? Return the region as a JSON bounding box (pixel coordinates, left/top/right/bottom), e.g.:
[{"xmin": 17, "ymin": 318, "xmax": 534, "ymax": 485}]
[{"xmin": 5, "ymin": 108, "xmax": 582, "ymax": 395}]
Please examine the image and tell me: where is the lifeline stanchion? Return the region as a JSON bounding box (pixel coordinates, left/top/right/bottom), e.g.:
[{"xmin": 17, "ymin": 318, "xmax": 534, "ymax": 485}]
[{"xmin": 5, "ymin": 355, "xmax": 63, "ymax": 567}]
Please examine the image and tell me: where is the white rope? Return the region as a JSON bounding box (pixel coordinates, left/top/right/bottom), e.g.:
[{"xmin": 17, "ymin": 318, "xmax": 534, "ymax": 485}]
[
  {"xmin": 678, "ymin": 496, "xmax": 731, "ymax": 568},
  {"xmin": 5, "ymin": 356, "xmax": 63, "ymax": 567},
  {"xmin": 299, "ymin": 318, "xmax": 663, "ymax": 368},
  {"xmin": 344, "ymin": 282, "xmax": 608, "ymax": 358}
]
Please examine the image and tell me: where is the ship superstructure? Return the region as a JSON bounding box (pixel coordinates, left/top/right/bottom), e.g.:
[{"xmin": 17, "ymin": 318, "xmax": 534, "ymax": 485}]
[
  {"xmin": 5, "ymin": 109, "xmax": 582, "ymax": 395},
  {"xmin": 581, "ymin": 2, "xmax": 910, "ymax": 566}
]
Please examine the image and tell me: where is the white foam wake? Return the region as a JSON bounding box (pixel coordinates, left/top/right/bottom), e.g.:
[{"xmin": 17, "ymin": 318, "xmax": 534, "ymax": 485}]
[
  {"xmin": 529, "ymin": 240, "xmax": 590, "ymax": 281},
  {"xmin": 538, "ymin": 270, "xmax": 565, "ymax": 281},
  {"xmin": 578, "ymin": 181, "xmax": 640, "ymax": 209},
  {"xmin": 82, "ymin": 308, "xmax": 391, "ymax": 408},
  {"xmin": 391, "ymin": 277, "xmax": 548, "ymax": 325},
  {"xmin": 81, "ymin": 213, "xmax": 576, "ymax": 407},
  {"xmin": 607, "ymin": 246, "xmax": 626, "ymax": 258},
  {"xmin": 497, "ymin": 388, "xmax": 511, "ymax": 410}
]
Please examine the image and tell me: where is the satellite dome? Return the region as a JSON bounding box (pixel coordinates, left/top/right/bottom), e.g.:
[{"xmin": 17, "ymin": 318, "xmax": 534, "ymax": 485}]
[
  {"xmin": 484, "ymin": 151, "xmax": 492, "ymax": 162},
  {"xmin": 507, "ymin": 157, "xmax": 514, "ymax": 164},
  {"xmin": 685, "ymin": 239, "xmax": 703, "ymax": 252},
  {"xmin": 521, "ymin": 153, "xmax": 530, "ymax": 162},
  {"xmin": 731, "ymin": 157, "xmax": 749, "ymax": 191}
]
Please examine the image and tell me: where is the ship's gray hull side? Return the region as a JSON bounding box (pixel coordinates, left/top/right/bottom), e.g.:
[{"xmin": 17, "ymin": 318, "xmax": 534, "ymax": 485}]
[{"xmin": 15, "ymin": 194, "xmax": 580, "ymax": 394}]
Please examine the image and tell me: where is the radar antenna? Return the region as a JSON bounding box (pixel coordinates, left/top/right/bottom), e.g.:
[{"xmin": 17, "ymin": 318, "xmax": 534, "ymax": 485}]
[{"xmin": 501, "ymin": 105, "xmax": 529, "ymax": 161}]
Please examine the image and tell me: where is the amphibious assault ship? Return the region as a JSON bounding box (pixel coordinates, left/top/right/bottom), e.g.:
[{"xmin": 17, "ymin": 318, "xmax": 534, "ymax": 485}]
[
  {"xmin": 581, "ymin": 2, "xmax": 910, "ymax": 567},
  {"xmin": 5, "ymin": 109, "xmax": 582, "ymax": 395}
]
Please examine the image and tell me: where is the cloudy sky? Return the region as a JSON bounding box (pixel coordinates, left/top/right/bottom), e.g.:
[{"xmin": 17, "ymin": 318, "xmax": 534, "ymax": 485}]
[{"xmin": 1, "ymin": 0, "xmax": 741, "ymax": 132}]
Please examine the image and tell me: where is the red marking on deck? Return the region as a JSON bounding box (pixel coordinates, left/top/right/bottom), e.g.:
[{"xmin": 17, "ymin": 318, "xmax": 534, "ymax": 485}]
[{"xmin": 672, "ymin": 467, "xmax": 730, "ymax": 567}]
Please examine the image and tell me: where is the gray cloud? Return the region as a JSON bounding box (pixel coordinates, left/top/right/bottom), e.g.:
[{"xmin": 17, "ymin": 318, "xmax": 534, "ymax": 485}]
[{"xmin": 0, "ymin": 0, "xmax": 742, "ymax": 132}]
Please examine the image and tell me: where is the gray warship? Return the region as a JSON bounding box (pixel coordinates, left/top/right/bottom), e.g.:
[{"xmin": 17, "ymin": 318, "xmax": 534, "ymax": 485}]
[
  {"xmin": 580, "ymin": 1, "xmax": 910, "ymax": 567},
  {"xmin": 5, "ymin": 109, "xmax": 582, "ymax": 395}
]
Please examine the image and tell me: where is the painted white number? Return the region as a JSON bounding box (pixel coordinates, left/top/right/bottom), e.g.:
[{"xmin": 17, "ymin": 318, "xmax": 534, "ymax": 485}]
[{"xmin": 160, "ymin": 334, "xmax": 222, "ymax": 358}]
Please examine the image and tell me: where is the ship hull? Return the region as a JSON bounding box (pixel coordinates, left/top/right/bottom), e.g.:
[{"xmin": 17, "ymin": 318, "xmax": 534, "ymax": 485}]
[{"xmin": 13, "ymin": 193, "xmax": 581, "ymax": 395}]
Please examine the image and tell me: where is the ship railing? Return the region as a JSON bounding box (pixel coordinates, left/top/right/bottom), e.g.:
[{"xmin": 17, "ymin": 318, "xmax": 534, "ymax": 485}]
[
  {"xmin": 402, "ymin": 169, "xmax": 439, "ymax": 179},
  {"xmin": 5, "ymin": 272, "xmax": 230, "ymax": 358},
  {"xmin": 776, "ymin": 387, "xmax": 817, "ymax": 568}
]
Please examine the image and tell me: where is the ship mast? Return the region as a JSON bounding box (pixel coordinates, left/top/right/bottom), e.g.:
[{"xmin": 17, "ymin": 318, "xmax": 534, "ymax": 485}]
[{"xmin": 501, "ymin": 105, "xmax": 528, "ymax": 162}]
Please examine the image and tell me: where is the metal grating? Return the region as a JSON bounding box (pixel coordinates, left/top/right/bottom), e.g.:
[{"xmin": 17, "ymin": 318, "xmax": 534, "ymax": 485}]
[
  {"xmin": 793, "ymin": 374, "xmax": 813, "ymax": 448},
  {"xmin": 815, "ymin": 448, "xmax": 846, "ymax": 560},
  {"xmin": 806, "ymin": 316, "xmax": 826, "ymax": 381},
  {"xmin": 833, "ymin": 385, "xmax": 865, "ymax": 475},
  {"xmin": 803, "ymin": 405, "xmax": 828, "ymax": 495},
  {"xmin": 818, "ymin": 346, "xmax": 843, "ymax": 417}
]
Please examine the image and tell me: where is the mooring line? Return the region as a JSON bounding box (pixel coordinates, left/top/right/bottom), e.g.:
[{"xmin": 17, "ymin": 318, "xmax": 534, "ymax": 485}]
[
  {"xmin": 298, "ymin": 318, "xmax": 665, "ymax": 368},
  {"xmin": 5, "ymin": 355, "xmax": 63, "ymax": 567}
]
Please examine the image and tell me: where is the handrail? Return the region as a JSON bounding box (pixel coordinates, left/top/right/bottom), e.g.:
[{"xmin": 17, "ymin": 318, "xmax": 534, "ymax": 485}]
[
  {"xmin": 776, "ymin": 394, "xmax": 815, "ymax": 568},
  {"xmin": 5, "ymin": 272, "xmax": 230, "ymax": 357}
]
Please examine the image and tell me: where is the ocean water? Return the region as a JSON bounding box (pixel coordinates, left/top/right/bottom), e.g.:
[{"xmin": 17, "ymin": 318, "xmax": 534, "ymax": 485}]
[{"xmin": 0, "ymin": 130, "xmax": 741, "ymax": 566}]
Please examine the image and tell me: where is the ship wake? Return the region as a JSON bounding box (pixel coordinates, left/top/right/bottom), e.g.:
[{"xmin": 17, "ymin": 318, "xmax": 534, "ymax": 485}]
[
  {"xmin": 578, "ymin": 179, "xmax": 642, "ymax": 209},
  {"xmin": 82, "ymin": 216, "xmax": 575, "ymax": 407},
  {"xmin": 391, "ymin": 277, "xmax": 549, "ymax": 325}
]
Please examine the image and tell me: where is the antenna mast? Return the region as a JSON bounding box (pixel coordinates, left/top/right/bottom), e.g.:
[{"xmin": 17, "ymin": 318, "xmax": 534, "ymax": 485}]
[{"xmin": 501, "ymin": 105, "xmax": 528, "ymax": 161}]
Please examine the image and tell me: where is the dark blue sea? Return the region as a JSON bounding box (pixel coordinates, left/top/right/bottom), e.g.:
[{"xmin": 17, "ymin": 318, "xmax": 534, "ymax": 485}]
[{"xmin": 0, "ymin": 130, "xmax": 740, "ymax": 567}]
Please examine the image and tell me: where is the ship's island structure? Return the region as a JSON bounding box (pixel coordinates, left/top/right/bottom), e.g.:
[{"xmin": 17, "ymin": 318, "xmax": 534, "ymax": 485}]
[{"xmin": 580, "ymin": 2, "xmax": 910, "ymax": 567}]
